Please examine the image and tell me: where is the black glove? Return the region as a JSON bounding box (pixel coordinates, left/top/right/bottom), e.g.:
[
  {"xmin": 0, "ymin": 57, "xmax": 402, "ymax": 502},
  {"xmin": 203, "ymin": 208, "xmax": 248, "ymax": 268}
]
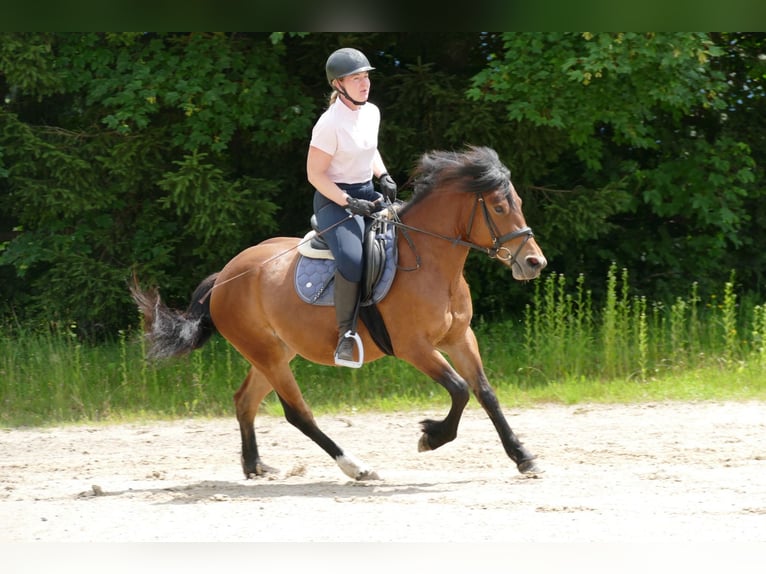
[
  {"xmin": 345, "ymin": 196, "xmax": 377, "ymax": 217},
  {"xmin": 378, "ymin": 173, "xmax": 398, "ymax": 202}
]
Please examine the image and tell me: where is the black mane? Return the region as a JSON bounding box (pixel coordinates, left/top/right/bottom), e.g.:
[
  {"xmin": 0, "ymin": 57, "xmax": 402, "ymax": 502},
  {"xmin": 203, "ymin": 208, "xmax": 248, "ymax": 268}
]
[{"xmin": 401, "ymin": 146, "xmax": 511, "ymax": 214}]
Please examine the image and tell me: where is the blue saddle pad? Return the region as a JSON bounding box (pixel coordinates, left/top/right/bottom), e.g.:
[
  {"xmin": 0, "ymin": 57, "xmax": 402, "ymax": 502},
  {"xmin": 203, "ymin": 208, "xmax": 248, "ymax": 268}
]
[{"xmin": 294, "ymin": 226, "xmax": 397, "ymax": 306}]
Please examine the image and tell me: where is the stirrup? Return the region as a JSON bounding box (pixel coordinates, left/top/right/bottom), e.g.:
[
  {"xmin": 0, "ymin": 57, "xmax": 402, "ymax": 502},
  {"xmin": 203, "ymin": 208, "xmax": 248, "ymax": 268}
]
[{"xmin": 334, "ymin": 330, "xmax": 364, "ymax": 369}]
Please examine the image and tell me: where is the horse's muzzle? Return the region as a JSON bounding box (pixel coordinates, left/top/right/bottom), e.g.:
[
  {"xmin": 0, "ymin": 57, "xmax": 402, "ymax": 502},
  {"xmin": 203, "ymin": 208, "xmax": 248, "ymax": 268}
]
[{"xmin": 511, "ymin": 252, "xmax": 547, "ymax": 280}]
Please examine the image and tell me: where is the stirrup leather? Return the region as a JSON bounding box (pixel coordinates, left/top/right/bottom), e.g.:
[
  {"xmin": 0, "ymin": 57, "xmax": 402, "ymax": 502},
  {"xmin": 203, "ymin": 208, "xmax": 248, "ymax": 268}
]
[{"xmin": 334, "ymin": 330, "xmax": 364, "ymax": 369}]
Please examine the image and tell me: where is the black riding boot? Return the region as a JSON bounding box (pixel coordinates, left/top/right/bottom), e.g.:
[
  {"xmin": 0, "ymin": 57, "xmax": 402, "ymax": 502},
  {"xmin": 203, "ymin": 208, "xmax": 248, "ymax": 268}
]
[{"xmin": 333, "ymin": 271, "xmax": 362, "ymax": 367}]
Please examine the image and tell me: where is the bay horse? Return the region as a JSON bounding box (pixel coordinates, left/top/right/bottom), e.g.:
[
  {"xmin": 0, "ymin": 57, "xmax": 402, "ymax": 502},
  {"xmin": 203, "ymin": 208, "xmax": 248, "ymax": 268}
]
[{"xmin": 131, "ymin": 146, "xmax": 547, "ymax": 481}]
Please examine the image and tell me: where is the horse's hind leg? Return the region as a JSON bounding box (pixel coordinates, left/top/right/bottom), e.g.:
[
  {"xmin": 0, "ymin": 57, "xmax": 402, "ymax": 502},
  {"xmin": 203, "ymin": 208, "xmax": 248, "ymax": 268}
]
[
  {"xmin": 234, "ymin": 366, "xmax": 278, "ymax": 478},
  {"xmin": 265, "ymin": 362, "xmax": 379, "ymax": 481}
]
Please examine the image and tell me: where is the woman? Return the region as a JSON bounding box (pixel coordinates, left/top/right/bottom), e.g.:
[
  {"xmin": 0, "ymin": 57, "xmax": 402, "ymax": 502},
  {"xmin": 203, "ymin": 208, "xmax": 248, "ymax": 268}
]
[{"xmin": 307, "ymin": 47, "xmax": 398, "ymax": 368}]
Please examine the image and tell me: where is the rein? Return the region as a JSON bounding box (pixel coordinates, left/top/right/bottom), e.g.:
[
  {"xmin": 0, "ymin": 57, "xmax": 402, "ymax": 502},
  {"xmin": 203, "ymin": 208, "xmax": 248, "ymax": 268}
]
[
  {"xmin": 199, "ymin": 191, "xmax": 534, "ymax": 304},
  {"xmin": 197, "ymin": 214, "xmax": 353, "ymax": 304},
  {"xmin": 375, "ymin": 192, "xmax": 534, "ymax": 270}
]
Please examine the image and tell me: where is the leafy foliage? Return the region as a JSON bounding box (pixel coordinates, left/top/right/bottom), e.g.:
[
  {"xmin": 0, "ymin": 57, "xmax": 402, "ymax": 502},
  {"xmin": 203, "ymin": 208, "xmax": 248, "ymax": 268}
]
[
  {"xmin": 1, "ymin": 33, "xmax": 310, "ymax": 336},
  {"xmin": 1, "ymin": 32, "xmax": 765, "ymax": 338},
  {"xmin": 468, "ymin": 32, "xmax": 762, "ymax": 301}
]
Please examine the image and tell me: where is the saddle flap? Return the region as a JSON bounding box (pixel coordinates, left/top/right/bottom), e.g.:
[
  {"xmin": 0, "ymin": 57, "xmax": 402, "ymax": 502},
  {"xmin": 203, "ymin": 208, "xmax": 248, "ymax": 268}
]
[
  {"xmin": 361, "ymin": 219, "xmax": 386, "ymax": 302},
  {"xmin": 295, "ymin": 219, "xmax": 398, "ymax": 307}
]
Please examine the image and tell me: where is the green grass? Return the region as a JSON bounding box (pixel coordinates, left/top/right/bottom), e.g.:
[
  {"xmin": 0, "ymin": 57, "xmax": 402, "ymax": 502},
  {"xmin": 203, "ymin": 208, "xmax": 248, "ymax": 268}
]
[{"xmin": 2, "ymin": 266, "xmax": 765, "ymax": 427}]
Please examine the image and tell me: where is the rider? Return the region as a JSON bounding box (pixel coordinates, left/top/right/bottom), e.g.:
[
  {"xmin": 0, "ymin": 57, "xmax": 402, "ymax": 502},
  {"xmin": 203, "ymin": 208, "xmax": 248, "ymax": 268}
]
[{"xmin": 307, "ymin": 47, "xmax": 398, "ymax": 367}]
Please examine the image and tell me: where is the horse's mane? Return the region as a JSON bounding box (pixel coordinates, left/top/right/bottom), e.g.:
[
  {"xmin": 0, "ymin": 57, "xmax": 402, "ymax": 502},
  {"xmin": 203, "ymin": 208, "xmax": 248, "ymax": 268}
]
[{"xmin": 400, "ymin": 146, "xmax": 511, "ymax": 215}]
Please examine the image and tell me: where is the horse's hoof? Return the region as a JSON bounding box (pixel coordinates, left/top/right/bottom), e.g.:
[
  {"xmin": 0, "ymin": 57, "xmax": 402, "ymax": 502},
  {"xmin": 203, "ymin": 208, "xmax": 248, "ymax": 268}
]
[
  {"xmin": 243, "ymin": 466, "xmax": 263, "ymax": 479},
  {"xmin": 243, "ymin": 460, "xmax": 279, "ymax": 479},
  {"xmin": 337, "ymin": 453, "xmax": 378, "ymax": 481},
  {"xmin": 259, "ymin": 462, "xmax": 280, "ymax": 475},
  {"xmin": 518, "ymin": 459, "xmax": 544, "ymax": 475},
  {"xmin": 417, "ymin": 434, "xmax": 432, "ymax": 452},
  {"xmin": 356, "ymin": 469, "xmax": 380, "ymax": 481}
]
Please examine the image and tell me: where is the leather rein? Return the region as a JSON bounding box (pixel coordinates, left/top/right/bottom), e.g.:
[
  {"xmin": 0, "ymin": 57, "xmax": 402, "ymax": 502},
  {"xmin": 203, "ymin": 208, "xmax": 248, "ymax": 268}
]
[
  {"xmin": 377, "ymin": 191, "xmax": 534, "ymax": 271},
  {"xmin": 198, "ymin": 191, "xmax": 534, "ymax": 303}
]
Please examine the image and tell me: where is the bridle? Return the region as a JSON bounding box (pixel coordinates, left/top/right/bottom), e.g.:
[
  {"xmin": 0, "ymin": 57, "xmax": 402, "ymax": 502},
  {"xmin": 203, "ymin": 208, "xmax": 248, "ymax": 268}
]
[
  {"xmin": 199, "ymin": 189, "xmax": 535, "ymax": 303},
  {"xmin": 378, "ymin": 190, "xmax": 535, "ymax": 270},
  {"xmin": 463, "ymin": 192, "xmax": 534, "ymax": 262}
]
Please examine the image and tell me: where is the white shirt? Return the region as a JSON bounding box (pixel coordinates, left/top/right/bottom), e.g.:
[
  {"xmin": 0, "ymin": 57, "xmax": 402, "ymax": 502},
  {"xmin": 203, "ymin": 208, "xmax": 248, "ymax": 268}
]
[{"xmin": 310, "ymin": 98, "xmax": 380, "ymax": 184}]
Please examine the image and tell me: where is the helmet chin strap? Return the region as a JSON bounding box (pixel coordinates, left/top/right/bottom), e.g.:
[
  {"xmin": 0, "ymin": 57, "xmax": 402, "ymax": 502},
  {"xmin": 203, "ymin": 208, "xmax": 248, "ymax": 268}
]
[{"xmin": 335, "ymin": 82, "xmax": 366, "ymax": 106}]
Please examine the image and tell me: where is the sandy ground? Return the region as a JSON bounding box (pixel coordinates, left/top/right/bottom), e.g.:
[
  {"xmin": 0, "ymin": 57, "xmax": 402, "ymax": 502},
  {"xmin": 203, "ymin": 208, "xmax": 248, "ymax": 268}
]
[{"xmin": 2, "ymin": 400, "xmax": 765, "ymax": 548}]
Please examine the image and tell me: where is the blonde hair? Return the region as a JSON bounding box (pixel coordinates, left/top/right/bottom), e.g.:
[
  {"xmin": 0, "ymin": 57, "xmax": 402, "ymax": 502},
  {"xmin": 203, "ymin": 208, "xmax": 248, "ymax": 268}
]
[{"xmin": 327, "ymin": 77, "xmax": 341, "ymax": 107}]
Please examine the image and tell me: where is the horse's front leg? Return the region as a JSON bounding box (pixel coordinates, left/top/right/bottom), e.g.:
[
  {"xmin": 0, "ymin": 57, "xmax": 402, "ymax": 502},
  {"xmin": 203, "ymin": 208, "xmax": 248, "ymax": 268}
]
[
  {"xmin": 403, "ymin": 349, "xmax": 471, "ymax": 451},
  {"xmin": 444, "ymin": 327, "xmax": 541, "ymax": 474}
]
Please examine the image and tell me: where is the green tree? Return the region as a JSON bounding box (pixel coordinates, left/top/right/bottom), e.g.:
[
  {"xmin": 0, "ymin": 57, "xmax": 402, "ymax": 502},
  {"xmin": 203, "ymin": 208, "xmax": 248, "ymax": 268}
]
[
  {"xmin": 0, "ymin": 32, "xmax": 312, "ymax": 337},
  {"xmin": 1, "ymin": 32, "xmax": 765, "ymax": 337},
  {"xmin": 468, "ymin": 32, "xmax": 760, "ymax": 300}
]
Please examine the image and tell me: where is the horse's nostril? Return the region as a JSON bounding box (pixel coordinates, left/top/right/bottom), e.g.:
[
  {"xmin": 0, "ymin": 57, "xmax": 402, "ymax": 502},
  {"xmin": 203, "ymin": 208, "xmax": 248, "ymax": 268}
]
[{"xmin": 526, "ymin": 255, "xmax": 547, "ymax": 270}]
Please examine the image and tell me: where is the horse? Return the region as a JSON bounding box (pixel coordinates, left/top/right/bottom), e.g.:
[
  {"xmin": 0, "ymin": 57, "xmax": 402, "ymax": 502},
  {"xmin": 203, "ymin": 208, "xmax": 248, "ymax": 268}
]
[{"xmin": 131, "ymin": 146, "xmax": 547, "ymax": 481}]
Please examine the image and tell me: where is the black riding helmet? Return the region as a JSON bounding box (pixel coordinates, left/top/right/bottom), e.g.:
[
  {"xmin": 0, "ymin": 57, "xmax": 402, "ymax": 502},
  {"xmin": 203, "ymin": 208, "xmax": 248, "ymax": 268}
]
[{"xmin": 325, "ymin": 47, "xmax": 375, "ymax": 86}]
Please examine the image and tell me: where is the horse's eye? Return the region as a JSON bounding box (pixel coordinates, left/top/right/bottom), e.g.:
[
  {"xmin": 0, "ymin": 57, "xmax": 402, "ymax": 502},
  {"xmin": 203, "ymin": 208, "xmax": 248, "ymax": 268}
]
[{"xmin": 494, "ymin": 205, "xmax": 505, "ymax": 214}]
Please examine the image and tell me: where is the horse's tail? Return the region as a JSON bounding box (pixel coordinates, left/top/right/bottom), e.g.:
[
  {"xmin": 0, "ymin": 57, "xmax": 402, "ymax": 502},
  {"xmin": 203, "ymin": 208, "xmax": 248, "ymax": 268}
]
[{"xmin": 130, "ymin": 273, "xmax": 219, "ymax": 360}]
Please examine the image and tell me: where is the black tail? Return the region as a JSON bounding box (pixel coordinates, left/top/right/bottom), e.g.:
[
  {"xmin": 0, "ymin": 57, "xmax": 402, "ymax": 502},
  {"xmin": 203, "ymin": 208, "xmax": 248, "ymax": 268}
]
[{"xmin": 130, "ymin": 273, "xmax": 219, "ymax": 360}]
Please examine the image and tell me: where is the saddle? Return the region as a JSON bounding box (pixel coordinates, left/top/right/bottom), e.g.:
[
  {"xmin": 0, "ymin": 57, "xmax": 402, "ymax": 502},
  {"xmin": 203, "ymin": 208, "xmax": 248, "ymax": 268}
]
[
  {"xmin": 294, "ymin": 213, "xmax": 398, "ymax": 357},
  {"xmin": 295, "ymin": 214, "xmax": 397, "ymax": 306}
]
